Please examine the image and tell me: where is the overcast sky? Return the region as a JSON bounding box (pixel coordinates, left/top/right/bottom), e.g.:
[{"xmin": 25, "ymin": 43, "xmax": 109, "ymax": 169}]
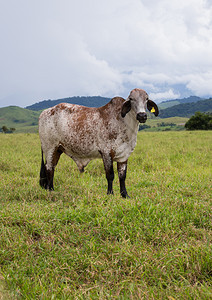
[{"xmin": 1, "ymin": 0, "xmax": 212, "ymax": 107}]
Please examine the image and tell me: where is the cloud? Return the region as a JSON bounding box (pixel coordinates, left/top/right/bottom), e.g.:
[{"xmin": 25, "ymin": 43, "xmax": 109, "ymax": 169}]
[
  {"xmin": 149, "ymin": 89, "xmax": 180, "ymax": 102},
  {"xmin": 0, "ymin": 0, "xmax": 212, "ymax": 107},
  {"xmin": 184, "ymin": 72, "xmax": 212, "ymax": 96}
]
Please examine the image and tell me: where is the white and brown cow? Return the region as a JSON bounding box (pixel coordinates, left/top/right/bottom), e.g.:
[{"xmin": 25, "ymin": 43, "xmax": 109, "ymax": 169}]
[{"xmin": 39, "ymin": 88, "xmax": 159, "ymax": 198}]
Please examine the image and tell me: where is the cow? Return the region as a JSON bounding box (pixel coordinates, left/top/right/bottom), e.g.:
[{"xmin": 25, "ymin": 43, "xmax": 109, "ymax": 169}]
[{"xmin": 39, "ymin": 88, "xmax": 159, "ymax": 198}]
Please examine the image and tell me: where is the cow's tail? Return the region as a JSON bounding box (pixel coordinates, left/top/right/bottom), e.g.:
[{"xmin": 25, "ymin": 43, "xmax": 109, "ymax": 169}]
[{"xmin": 39, "ymin": 148, "xmax": 48, "ymax": 189}]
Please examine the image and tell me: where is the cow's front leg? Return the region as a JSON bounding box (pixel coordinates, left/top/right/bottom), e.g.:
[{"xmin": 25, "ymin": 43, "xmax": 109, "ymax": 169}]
[
  {"xmin": 101, "ymin": 153, "xmax": 114, "ymax": 195},
  {"xmin": 117, "ymin": 161, "xmax": 130, "ymax": 198}
]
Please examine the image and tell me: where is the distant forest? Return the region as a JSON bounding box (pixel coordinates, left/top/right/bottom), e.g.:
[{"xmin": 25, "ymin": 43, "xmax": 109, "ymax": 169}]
[{"xmin": 26, "ymin": 96, "xmax": 111, "ymax": 111}]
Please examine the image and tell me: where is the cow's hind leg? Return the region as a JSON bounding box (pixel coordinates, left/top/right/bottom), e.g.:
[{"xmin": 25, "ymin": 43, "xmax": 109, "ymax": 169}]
[
  {"xmin": 40, "ymin": 147, "xmax": 62, "ymax": 191},
  {"xmin": 39, "ymin": 149, "xmax": 48, "ymax": 189}
]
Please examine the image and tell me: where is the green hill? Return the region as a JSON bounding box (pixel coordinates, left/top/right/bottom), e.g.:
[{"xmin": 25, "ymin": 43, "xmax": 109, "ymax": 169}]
[
  {"xmin": 160, "ymin": 98, "xmax": 212, "ymax": 118},
  {"xmin": 159, "ymin": 96, "xmax": 202, "ymax": 110},
  {"xmin": 0, "ymin": 106, "xmax": 40, "ymax": 133},
  {"xmin": 159, "ymin": 100, "xmax": 180, "ymax": 109}
]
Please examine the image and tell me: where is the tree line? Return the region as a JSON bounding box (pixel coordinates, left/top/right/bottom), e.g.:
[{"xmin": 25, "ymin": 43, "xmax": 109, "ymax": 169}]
[{"xmin": 1, "ymin": 126, "xmax": 16, "ymax": 133}]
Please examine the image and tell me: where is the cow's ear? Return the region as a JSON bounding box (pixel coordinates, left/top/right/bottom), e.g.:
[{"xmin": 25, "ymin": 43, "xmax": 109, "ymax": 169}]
[
  {"xmin": 121, "ymin": 100, "xmax": 131, "ymax": 117},
  {"xmin": 147, "ymin": 100, "xmax": 159, "ymax": 116}
]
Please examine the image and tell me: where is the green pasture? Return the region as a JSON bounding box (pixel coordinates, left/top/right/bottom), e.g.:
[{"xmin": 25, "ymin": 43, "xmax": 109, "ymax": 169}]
[
  {"xmin": 0, "ymin": 132, "xmax": 211, "ymax": 299},
  {"xmin": 145, "ymin": 116, "xmax": 188, "ymax": 127},
  {"xmin": 141, "ymin": 117, "xmax": 189, "ymax": 132}
]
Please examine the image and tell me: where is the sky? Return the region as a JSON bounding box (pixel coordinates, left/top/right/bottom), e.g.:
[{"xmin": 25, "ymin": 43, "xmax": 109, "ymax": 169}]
[{"xmin": 1, "ymin": 0, "xmax": 212, "ymax": 107}]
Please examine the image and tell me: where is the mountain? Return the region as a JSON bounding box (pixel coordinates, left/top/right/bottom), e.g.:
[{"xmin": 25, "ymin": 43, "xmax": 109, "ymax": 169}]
[
  {"xmin": 26, "ymin": 96, "xmax": 111, "ymax": 111},
  {"xmin": 159, "ymin": 96, "xmax": 203, "ymax": 110},
  {"xmin": 159, "ymin": 98, "xmax": 212, "ymax": 118}
]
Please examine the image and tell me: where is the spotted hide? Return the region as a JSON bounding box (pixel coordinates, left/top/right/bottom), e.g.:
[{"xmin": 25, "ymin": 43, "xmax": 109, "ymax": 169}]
[{"xmin": 38, "ymin": 88, "xmax": 159, "ymax": 198}]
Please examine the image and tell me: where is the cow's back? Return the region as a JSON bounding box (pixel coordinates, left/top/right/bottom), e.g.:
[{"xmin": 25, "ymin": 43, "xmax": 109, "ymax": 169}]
[{"xmin": 39, "ymin": 103, "xmax": 104, "ymax": 158}]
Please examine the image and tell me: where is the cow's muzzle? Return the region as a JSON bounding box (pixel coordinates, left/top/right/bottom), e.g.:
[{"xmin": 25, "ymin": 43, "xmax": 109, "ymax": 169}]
[{"xmin": 136, "ymin": 112, "xmax": 147, "ymax": 123}]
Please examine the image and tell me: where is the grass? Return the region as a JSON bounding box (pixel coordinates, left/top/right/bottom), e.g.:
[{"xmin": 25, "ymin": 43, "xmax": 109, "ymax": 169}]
[{"xmin": 0, "ymin": 131, "xmax": 211, "ymax": 299}]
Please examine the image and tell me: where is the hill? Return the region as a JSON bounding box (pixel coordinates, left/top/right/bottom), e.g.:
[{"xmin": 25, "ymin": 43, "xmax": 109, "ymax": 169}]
[
  {"xmin": 0, "ymin": 106, "xmax": 40, "ymax": 133},
  {"xmin": 26, "ymin": 96, "xmax": 111, "ymax": 111},
  {"xmin": 159, "ymin": 96, "xmax": 202, "ymax": 109},
  {"xmin": 159, "ymin": 98, "xmax": 212, "ymax": 118}
]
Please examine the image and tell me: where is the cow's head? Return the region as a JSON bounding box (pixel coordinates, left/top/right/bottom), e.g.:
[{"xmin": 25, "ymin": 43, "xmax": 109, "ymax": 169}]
[{"xmin": 121, "ymin": 88, "xmax": 159, "ymax": 123}]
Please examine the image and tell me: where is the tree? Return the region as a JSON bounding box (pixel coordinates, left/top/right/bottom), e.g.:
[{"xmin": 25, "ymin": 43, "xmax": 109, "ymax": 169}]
[
  {"xmin": 139, "ymin": 124, "xmax": 151, "ymax": 131},
  {"xmin": 185, "ymin": 112, "xmax": 212, "ymax": 130},
  {"xmin": 2, "ymin": 126, "xmax": 9, "ymax": 133}
]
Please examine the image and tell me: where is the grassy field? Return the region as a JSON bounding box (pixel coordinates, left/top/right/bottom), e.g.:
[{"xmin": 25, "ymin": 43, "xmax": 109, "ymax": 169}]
[
  {"xmin": 0, "ymin": 131, "xmax": 211, "ymax": 299},
  {"xmin": 145, "ymin": 116, "xmax": 189, "ymax": 127},
  {"xmin": 140, "ymin": 117, "xmax": 189, "ymax": 132}
]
